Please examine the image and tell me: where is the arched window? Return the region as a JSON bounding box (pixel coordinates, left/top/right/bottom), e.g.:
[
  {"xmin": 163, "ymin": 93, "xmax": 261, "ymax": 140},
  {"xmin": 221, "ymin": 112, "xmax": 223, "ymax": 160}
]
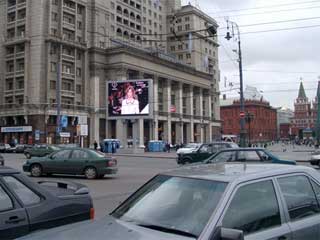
[
  {"xmin": 136, "ymin": 15, "xmax": 141, "ymax": 22},
  {"xmin": 116, "ymin": 6, "xmax": 122, "ymax": 13},
  {"xmin": 123, "ymin": 8, "xmax": 129, "ymax": 16},
  {"xmin": 130, "ymin": 12, "xmax": 135, "ymax": 19},
  {"xmin": 123, "ymin": 31, "xmax": 129, "ymax": 38},
  {"xmin": 130, "ymin": 33, "xmax": 135, "ymax": 40},
  {"xmin": 136, "ymin": 36, "xmax": 142, "ymax": 43},
  {"xmin": 116, "ymin": 28, "xmax": 122, "ymax": 36}
]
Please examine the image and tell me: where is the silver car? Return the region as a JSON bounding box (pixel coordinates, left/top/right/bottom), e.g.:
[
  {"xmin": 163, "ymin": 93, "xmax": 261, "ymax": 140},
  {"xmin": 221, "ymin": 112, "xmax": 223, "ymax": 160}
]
[{"xmin": 18, "ymin": 163, "xmax": 320, "ymax": 240}]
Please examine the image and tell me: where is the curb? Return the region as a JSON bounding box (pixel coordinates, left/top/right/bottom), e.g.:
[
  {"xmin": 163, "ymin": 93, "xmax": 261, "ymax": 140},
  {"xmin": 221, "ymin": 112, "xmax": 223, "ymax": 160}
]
[{"xmin": 113, "ymin": 154, "xmax": 176, "ymax": 160}]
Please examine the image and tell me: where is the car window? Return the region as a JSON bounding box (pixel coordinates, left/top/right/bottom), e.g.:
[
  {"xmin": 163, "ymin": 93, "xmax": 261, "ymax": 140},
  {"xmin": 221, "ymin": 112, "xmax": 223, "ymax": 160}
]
[
  {"xmin": 212, "ymin": 151, "xmax": 236, "ymax": 162},
  {"xmin": 199, "ymin": 145, "xmax": 209, "ymax": 153},
  {"xmin": 238, "ymin": 151, "xmax": 260, "ymax": 161},
  {"xmin": 222, "ymin": 180, "xmax": 281, "ymax": 235},
  {"xmin": 277, "ymin": 175, "xmax": 320, "ymax": 221},
  {"xmin": 311, "ymin": 180, "xmax": 320, "ymax": 204},
  {"xmin": 3, "ymin": 176, "xmax": 41, "ymax": 206},
  {"xmin": 72, "ymin": 150, "xmax": 89, "ymax": 159},
  {"xmin": 0, "ymin": 185, "xmax": 13, "ymax": 211},
  {"xmin": 258, "ymin": 151, "xmax": 272, "ymax": 161},
  {"xmin": 52, "ymin": 150, "xmax": 71, "ymax": 159}
]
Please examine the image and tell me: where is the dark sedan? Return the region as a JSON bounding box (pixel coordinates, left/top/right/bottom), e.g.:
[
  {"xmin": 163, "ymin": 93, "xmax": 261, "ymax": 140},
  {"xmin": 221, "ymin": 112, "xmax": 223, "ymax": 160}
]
[
  {"xmin": 177, "ymin": 142, "xmax": 239, "ymax": 164},
  {"xmin": 24, "ymin": 145, "xmax": 60, "ymax": 159},
  {"xmin": 23, "ymin": 148, "xmax": 118, "ymax": 179},
  {"xmin": 0, "ymin": 167, "xmax": 93, "ymax": 239},
  {"xmin": 204, "ymin": 148, "xmax": 296, "ymax": 165}
]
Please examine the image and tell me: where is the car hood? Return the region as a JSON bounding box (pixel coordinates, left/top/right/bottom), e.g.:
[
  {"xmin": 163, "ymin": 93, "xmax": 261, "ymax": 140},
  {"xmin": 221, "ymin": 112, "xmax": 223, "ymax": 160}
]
[{"xmin": 17, "ymin": 215, "xmax": 195, "ymax": 240}]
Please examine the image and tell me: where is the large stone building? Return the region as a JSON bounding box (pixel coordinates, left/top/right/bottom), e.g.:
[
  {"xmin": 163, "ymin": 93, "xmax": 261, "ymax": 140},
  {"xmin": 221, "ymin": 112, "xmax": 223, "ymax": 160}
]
[
  {"xmin": 0, "ymin": 0, "xmax": 221, "ymax": 146},
  {"xmin": 291, "ymin": 81, "xmax": 320, "ymax": 139},
  {"xmin": 276, "ymin": 107, "xmax": 294, "ymax": 139},
  {"xmin": 220, "ymin": 88, "xmax": 277, "ymax": 144}
]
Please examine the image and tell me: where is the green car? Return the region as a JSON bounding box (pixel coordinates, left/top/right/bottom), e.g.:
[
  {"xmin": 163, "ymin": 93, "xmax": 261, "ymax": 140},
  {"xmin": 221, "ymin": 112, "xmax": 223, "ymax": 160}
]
[
  {"xmin": 23, "ymin": 148, "xmax": 118, "ymax": 179},
  {"xmin": 24, "ymin": 145, "xmax": 60, "ymax": 159}
]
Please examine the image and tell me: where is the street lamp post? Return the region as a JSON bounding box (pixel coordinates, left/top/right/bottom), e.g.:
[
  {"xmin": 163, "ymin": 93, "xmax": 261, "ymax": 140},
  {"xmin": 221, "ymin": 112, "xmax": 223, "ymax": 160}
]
[{"xmin": 225, "ymin": 20, "xmax": 246, "ymax": 147}]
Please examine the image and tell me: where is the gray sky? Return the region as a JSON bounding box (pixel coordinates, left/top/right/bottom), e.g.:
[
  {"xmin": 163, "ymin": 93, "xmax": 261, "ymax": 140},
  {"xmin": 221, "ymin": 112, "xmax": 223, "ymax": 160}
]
[{"xmin": 182, "ymin": 0, "xmax": 320, "ymax": 109}]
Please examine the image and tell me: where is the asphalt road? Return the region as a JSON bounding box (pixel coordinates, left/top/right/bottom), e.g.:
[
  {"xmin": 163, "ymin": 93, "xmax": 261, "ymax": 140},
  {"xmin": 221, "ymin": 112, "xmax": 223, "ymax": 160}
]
[
  {"xmin": 2, "ymin": 153, "xmax": 177, "ymax": 219},
  {"xmin": 2, "ymin": 147, "xmax": 318, "ymax": 219}
]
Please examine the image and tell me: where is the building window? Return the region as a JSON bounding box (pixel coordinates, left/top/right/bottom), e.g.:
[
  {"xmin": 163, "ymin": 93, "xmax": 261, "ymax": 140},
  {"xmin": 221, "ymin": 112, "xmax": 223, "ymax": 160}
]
[
  {"xmin": 170, "ymin": 46, "xmax": 175, "ymax": 51},
  {"xmin": 178, "ymin": 44, "xmax": 183, "ymax": 50},
  {"xmin": 178, "ymin": 54, "xmax": 183, "ymax": 60},
  {"xmin": 52, "ymin": 0, "xmax": 58, "ymax": 5},
  {"xmin": 5, "ymin": 79, "xmax": 14, "ymax": 91},
  {"xmin": 185, "ymin": 24, "xmax": 190, "ymax": 30},
  {"xmin": 177, "ymin": 25, "xmax": 182, "ymax": 31},
  {"xmin": 51, "ymin": 12, "xmax": 58, "ymax": 22},
  {"xmin": 186, "ymin": 53, "xmax": 191, "ymax": 59},
  {"xmin": 185, "ymin": 16, "xmax": 190, "ymax": 21},
  {"xmin": 76, "ymin": 68, "xmax": 82, "ymax": 77},
  {"xmin": 50, "ymin": 80, "xmax": 56, "ymax": 90},
  {"xmin": 51, "ymin": 62, "xmax": 57, "ymax": 72},
  {"xmin": 76, "ymin": 85, "xmax": 82, "ymax": 94}
]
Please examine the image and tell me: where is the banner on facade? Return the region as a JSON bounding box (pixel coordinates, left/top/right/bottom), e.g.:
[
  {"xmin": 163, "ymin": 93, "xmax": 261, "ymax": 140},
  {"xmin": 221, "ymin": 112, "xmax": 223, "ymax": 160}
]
[
  {"xmin": 1, "ymin": 126, "xmax": 32, "ymax": 133},
  {"xmin": 80, "ymin": 125, "xmax": 88, "ymax": 136},
  {"xmin": 60, "ymin": 115, "xmax": 68, "ymax": 128}
]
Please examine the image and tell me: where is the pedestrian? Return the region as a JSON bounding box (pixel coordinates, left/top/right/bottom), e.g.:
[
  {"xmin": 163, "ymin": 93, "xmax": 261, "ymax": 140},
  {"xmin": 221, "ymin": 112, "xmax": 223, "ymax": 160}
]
[
  {"xmin": 94, "ymin": 140, "xmax": 98, "ymax": 150},
  {"xmin": 111, "ymin": 142, "xmax": 116, "ymax": 154}
]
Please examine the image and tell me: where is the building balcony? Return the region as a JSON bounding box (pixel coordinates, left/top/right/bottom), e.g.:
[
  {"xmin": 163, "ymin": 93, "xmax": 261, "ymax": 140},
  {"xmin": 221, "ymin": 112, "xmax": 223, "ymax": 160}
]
[
  {"xmin": 15, "ymin": 52, "xmax": 25, "ymax": 59},
  {"xmin": 7, "ymin": 21, "xmax": 15, "ymax": 28},
  {"xmin": 5, "ymin": 53, "xmax": 14, "ymax": 60},
  {"xmin": 16, "ymin": 18, "xmax": 26, "ymax": 26},
  {"xmin": 15, "ymin": 89, "xmax": 24, "ymax": 95},
  {"xmin": 63, "ymin": 21, "xmax": 76, "ymax": 30},
  {"xmin": 15, "ymin": 70, "xmax": 25, "ymax": 76},
  {"xmin": 17, "ymin": 1, "xmax": 26, "ymax": 9},
  {"xmin": 62, "ymin": 72, "xmax": 75, "ymax": 79},
  {"xmin": 5, "ymin": 72, "xmax": 14, "ymax": 78},
  {"xmin": 7, "ymin": 5, "xmax": 16, "ymax": 13},
  {"xmin": 61, "ymin": 90, "xmax": 75, "ymax": 97},
  {"xmin": 62, "ymin": 54, "xmax": 75, "ymax": 61},
  {"xmin": 63, "ymin": 6, "xmax": 76, "ymax": 15}
]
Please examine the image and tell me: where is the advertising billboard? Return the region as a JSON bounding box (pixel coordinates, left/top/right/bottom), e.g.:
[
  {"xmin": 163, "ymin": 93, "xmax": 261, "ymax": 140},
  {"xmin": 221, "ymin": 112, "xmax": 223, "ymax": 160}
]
[{"xmin": 107, "ymin": 79, "xmax": 152, "ymax": 118}]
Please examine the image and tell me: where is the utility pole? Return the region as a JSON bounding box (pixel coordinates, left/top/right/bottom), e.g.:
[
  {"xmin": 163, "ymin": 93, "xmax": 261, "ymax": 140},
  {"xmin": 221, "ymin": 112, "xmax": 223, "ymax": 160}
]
[
  {"xmin": 316, "ymin": 78, "xmax": 320, "ymax": 144},
  {"xmin": 225, "ymin": 20, "xmax": 246, "ymax": 147}
]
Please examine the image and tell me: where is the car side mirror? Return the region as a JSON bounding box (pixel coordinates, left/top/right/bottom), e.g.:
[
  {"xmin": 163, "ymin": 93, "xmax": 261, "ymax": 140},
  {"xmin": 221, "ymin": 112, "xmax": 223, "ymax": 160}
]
[{"xmin": 210, "ymin": 227, "xmax": 244, "ymax": 240}]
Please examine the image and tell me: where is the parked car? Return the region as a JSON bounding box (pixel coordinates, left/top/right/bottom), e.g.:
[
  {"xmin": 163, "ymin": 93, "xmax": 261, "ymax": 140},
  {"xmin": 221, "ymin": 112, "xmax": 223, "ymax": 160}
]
[
  {"xmin": 24, "ymin": 145, "xmax": 60, "ymax": 159},
  {"xmin": 18, "ymin": 163, "xmax": 320, "ymax": 240},
  {"xmin": 23, "ymin": 148, "xmax": 118, "ymax": 179},
  {"xmin": 0, "ymin": 154, "xmax": 4, "ymax": 166},
  {"xmin": 6, "ymin": 144, "xmax": 26, "ymax": 153},
  {"xmin": 204, "ymin": 148, "xmax": 296, "ymax": 165},
  {"xmin": 310, "ymin": 150, "xmax": 320, "ymax": 166},
  {"xmin": 176, "ymin": 143, "xmax": 201, "ymax": 154},
  {"xmin": 177, "ymin": 141, "xmax": 239, "ymax": 164},
  {"xmin": 0, "ymin": 143, "xmax": 12, "ymax": 153},
  {"xmin": 0, "ymin": 166, "xmax": 93, "ymax": 239}
]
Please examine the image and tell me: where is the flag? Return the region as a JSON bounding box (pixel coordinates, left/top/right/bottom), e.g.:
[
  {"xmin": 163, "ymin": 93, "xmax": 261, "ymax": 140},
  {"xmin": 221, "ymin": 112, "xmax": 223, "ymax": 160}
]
[{"xmin": 188, "ymin": 32, "xmax": 192, "ymax": 53}]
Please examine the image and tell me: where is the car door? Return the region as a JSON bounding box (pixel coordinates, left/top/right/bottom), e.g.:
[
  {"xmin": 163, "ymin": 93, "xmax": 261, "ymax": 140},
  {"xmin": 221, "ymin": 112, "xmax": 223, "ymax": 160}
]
[
  {"xmin": 67, "ymin": 150, "xmax": 90, "ymax": 174},
  {"xmin": 219, "ymin": 179, "xmax": 292, "ymax": 240},
  {"xmin": 276, "ymin": 175, "xmax": 320, "ymax": 240},
  {"xmin": 0, "ymin": 179, "xmax": 29, "ymax": 239},
  {"xmin": 47, "ymin": 150, "xmax": 72, "ymax": 174},
  {"xmin": 197, "ymin": 144, "xmax": 211, "ymax": 161}
]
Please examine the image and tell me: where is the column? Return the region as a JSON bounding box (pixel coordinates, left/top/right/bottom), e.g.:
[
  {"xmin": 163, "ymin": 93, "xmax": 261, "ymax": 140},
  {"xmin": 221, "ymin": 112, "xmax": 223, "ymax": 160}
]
[
  {"xmin": 175, "ymin": 82, "xmax": 183, "ymax": 144},
  {"xmin": 207, "ymin": 94, "xmax": 213, "ymax": 141},
  {"xmin": 188, "ymin": 86, "xmax": 194, "ymax": 143},
  {"xmin": 153, "ymin": 78, "xmax": 159, "ymax": 140},
  {"xmin": 138, "ymin": 118, "xmax": 144, "ymax": 148},
  {"xmin": 199, "ymin": 89, "xmax": 204, "ymax": 143},
  {"xmin": 164, "ymin": 79, "xmax": 172, "ymax": 143},
  {"xmin": 89, "ymin": 74, "xmax": 100, "ymax": 145},
  {"xmin": 116, "ymin": 119, "xmax": 126, "ymax": 148}
]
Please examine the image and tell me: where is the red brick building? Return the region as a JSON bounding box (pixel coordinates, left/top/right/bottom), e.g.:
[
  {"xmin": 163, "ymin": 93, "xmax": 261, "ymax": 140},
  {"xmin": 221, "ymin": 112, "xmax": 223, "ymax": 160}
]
[
  {"xmin": 291, "ymin": 82, "xmax": 320, "ymax": 139},
  {"xmin": 221, "ymin": 99, "xmax": 277, "ymax": 144},
  {"xmin": 279, "ymin": 123, "xmax": 291, "ymax": 139}
]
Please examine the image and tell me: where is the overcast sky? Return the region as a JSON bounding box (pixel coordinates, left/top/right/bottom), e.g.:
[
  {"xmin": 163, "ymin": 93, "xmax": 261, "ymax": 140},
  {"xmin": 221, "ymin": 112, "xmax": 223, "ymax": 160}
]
[{"xmin": 181, "ymin": 0, "xmax": 320, "ymax": 109}]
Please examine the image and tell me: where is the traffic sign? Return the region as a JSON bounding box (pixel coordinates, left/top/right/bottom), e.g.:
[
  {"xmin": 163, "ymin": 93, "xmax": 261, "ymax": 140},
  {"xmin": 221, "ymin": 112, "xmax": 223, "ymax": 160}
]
[{"xmin": 240, "ymin": 112, "xmax": 245, "ymax": 118}]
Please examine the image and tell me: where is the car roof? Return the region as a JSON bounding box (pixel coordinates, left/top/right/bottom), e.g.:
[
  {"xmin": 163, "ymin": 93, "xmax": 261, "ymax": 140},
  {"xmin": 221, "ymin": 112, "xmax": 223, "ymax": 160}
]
[
  {"xmin": 0, "ymin": 166, "xmax": 20, "ymax": 174},
  {"xmin": 162, "ymin": 163, "xmax": 310, "ymax": 183},
  {"xmin": 218, "ymin": 147, "xmax": 264, "ymax": 151}
]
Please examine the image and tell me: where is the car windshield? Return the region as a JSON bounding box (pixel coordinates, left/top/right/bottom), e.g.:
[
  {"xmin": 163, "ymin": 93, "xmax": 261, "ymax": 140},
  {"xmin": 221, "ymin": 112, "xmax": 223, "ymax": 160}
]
[
  {"xmin": 51, "ymin": 146, "xmax": 60, "ymax": 151},
  {"xmin": 112, "ymin": 175, "xmax": 227, "ymax": 237},
  {"xmin": 185, "ymin": 143, "xmax": 200, "ymax": 149}
]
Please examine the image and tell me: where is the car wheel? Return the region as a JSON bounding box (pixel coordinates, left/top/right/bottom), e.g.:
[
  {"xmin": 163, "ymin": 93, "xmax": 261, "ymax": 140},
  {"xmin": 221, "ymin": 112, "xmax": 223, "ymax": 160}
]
[
  {"xmin": 30, "ymin": 164, "xmax": 42, "ymax": 177},
  {"xmin": 84, "ymin": 167, "xmax": 97, "ymax": 179},
  {"xmin": 25, "ymin": 153, "xmax": 31, "ymax": 159},
  {"xmin": 182, "ymin": 158, "xmax": 192, "ymax": 164}
]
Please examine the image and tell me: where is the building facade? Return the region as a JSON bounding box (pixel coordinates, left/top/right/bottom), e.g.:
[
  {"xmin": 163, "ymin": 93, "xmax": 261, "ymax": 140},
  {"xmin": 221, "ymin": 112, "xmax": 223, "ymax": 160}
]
[
  {"xmin": 0, "ymin": 0, "xmax": 221, "ymax": 146},
  {"xmin": 221, "ymin": 99, "xmax": 277, "ymax": 144},
  {"xmin": 276, "ymin": 107, "xmax": 294, "ymax": 139},
  {"xmin": 291, "ymin": 81, "xmax": 320, "ymax": 139}
]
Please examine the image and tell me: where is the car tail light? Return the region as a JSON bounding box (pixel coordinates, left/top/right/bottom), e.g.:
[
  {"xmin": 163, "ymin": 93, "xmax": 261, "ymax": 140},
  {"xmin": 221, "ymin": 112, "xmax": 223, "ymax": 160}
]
[
  {"xmin": 107, "ymin": 159, "xmax": 117, "ymax": 167},
  {"xmin": 90, "ymin": 208, "xmax": 95, "ymax": 220}
]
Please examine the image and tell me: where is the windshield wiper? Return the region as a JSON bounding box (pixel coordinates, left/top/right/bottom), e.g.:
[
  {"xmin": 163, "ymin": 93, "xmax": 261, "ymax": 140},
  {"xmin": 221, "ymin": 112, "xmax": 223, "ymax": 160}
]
[{"xmin": 137, "ymin": 224, "xmax": 197, "ymax": 238}]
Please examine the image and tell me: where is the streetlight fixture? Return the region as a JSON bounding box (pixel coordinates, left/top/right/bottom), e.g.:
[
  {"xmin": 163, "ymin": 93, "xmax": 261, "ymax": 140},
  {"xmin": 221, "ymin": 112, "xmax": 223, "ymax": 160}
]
[{"xmin": 225, "ymin": 20, "xmax": 246, "ymax": 147}]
